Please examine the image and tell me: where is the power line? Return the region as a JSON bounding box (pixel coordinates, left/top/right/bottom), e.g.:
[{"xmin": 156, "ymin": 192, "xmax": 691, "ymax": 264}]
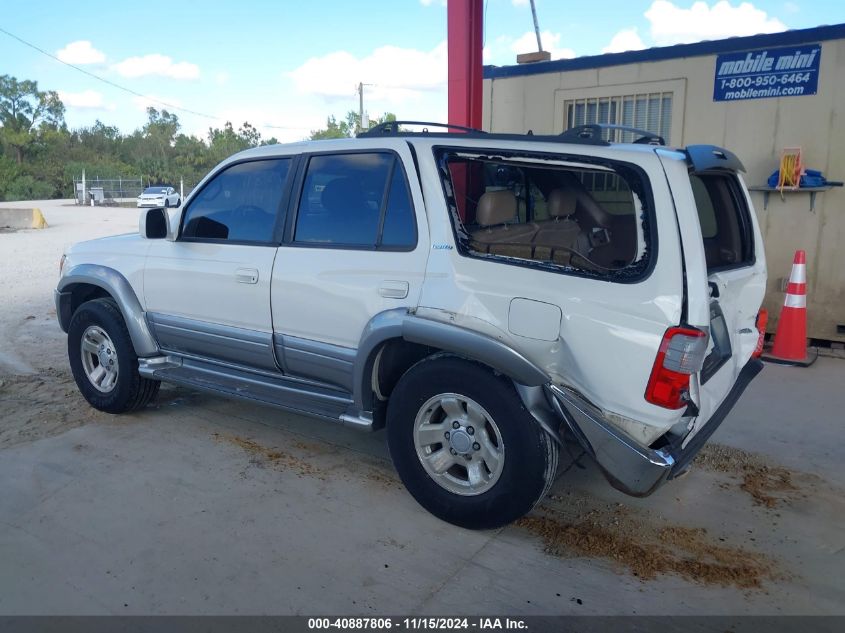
[{"xmin": 0, "ymin": 25, "xmax": 310, "ymax": 132}]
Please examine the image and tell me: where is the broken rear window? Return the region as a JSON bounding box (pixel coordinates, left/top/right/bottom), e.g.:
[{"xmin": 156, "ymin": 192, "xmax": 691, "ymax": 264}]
[{"xmin": 435, "ymin": 149, "xmax": 654, "ymax": 281}]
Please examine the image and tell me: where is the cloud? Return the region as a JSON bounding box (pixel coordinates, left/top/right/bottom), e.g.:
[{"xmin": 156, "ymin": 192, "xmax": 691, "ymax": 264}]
[
  {"xmin": 56, "ymin": 40, "xmax": 105, "ymax": 65},
  {"xmin": 512, "ymin": 0, "xmax": 530, "ymax": 5},
  {"xmin": 783, "ymin": 1, "xmax": 800, "ymax": 13},
  {"xmin": 287, "ymin": 41, "xmax": 447, "ymax": 104},
  {"xmin": 510, "ymin": 30, "xmax": 576, "ymax": 60},
  {"xmin": 58, "ymin": 89, "xmax": 114, "ymax": 110},
  {"xmin": 112, "ymin": 54, "xmax": 200, "ymax": 80},
  {"xmin": 418, "ymin": 0, "xmax": 445, "ymax": 5},
  {"xmin": 602, "ymin": 28, "xmax": 647, "ymax": 53},
  {"xmin": 644, "ymin": 0, "xmax": 787, "ymax": 46}
]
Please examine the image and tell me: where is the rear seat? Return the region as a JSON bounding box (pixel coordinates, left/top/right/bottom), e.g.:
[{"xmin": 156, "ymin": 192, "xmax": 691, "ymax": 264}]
[
  {"xmin": 540, "ymin": 176, "xmax": 637, "ymax": 268},
  {"xmin": 470, "ymin": 190, "xmax": 537, "ymax": 258},
  {"xmin": 532, "ymin": 188, "xmax": 582, "ymax": 265}
]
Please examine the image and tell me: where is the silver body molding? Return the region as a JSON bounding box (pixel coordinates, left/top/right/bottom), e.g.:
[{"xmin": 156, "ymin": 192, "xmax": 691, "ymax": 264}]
[
  {"xmin": 147, "ymin": 312, "xmax": 277, "ymax": 371},
  {"xmin": 56, "ymin": 264, "xmax": 159, "ymax": 357},
  {"xmin": 548, "ymin": 383, "xmax": 674, "ymax": 496},
  {"xmin": 278, "ymin": 335, "xmax": 356, "ymax": 391},
  {"xmin": 352, "ymin": 308, "xmax": 550, "ymax": 411}
]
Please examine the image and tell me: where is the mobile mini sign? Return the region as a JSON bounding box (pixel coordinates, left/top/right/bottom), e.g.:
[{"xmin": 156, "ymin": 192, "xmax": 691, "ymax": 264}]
[{"xmin": 713, "ymin": 44, "xmax": 821, "ymax": 102}]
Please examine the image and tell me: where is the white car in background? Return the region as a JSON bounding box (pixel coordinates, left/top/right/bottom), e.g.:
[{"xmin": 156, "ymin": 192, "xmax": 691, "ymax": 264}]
[{"xmin": 137, "ymin": 186, "xmax": 180, "ymax": 208}]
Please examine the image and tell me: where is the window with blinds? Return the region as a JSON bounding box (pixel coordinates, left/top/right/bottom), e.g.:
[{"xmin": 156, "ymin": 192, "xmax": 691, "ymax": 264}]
[{"xmin": 564, "ymin": 93, "xmax": 673, "ymax": 143}]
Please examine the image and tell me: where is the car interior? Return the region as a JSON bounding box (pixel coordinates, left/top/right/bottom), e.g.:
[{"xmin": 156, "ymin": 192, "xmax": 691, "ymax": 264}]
[{"xmin": 445, "ymin": 157, "xmax": 644, "ymax": 274}]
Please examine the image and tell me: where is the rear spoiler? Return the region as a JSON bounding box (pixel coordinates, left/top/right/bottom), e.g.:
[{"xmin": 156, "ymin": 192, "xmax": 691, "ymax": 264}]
[{"xmin": 684, "ymin": 145, "xmax": 745, "ymax": 173}]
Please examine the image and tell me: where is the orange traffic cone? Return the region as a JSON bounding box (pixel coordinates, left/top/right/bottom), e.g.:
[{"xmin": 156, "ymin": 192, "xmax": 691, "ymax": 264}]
[{"xmin": 763, "ymin": 250, "xmax": 818, "ymax": 366}]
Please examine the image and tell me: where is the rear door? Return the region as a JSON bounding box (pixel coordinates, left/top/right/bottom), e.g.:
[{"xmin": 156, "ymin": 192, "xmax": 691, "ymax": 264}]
[
  {"xmin": 658, "ymin": 147, "xmax": 766, "ymax": 442},
  {"xmin": 270, "ymin": 143, "xmax": 429, "ymax": 390}
]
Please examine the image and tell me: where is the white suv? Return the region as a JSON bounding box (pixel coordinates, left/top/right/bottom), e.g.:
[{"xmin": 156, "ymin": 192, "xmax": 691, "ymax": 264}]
[
  {"xmin": 137, "ymin": 186, "xmax": 180, "ymax": 208},
  {"xmin": 55, "ymin": 122, "xmax": 767, "ymax": 529}
]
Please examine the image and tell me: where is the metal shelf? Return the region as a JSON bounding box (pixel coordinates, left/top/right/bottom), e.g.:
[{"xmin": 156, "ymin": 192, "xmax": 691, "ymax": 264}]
[{"xmin": 747, "ymin": 185, "xmax": 841, "ymax": 211}]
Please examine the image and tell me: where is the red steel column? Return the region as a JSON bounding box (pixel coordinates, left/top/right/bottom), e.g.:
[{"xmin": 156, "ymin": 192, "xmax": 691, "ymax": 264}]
[{"xmin": 447, "ymin": 0, "xmax": 484, "ymax": 130}]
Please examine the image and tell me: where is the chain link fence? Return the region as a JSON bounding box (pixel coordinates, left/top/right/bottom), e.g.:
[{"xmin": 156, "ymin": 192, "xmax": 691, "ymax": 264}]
[
  {"xmin": 72, "ymin": 176, "xmax": 201, "ymax": 206},
  {"xmin": 73, "ymin": 176, "xmax": 144, "ymax": 205}
]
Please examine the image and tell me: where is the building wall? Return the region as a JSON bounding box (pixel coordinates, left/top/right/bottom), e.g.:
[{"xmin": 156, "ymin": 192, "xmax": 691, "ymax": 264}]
[{"xmin": 483, "ymin": 38, "xmax": 845, "ymax": 342}]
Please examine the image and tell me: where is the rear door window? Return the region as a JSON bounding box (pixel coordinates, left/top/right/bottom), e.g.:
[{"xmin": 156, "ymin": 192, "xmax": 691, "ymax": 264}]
[
  {"xmin": 294, "ymin": 152, "xmax": 416, "ymax": 249},
  {"xmin": 437, "ymin": 149, "xmax": 653, "ymax": 280},
  {"xmin": 690, "ymin": 174, "xmax": 754, "ymax": 271}
]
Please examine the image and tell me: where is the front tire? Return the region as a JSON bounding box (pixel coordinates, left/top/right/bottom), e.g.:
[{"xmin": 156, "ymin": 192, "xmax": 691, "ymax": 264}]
[
  {"xmin": 387, "ymin": 356, "xmax": 558, "ymax": 529},
  {"xmin": 68, "ymin": 298, "xmax": 160, "ymax": 414}
]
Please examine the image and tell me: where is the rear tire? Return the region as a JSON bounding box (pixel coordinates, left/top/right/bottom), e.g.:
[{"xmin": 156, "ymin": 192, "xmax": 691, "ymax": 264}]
[
  {"xmin": 387, "ymin": 356, "xmax": 558, "ymax": 529},
  {"xmin": 68, "ymin": 298, "xmax": 160, "ymax": 414}
]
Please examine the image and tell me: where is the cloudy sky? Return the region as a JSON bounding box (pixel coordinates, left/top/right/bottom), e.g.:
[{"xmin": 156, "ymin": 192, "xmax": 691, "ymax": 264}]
[{"xmin": 1, "ymin": 0, "xmax": 840, "ymax": 142}]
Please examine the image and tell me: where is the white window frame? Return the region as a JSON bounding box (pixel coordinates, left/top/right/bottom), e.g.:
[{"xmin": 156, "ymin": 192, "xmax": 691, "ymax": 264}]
[{"xmin": 553, "ymin": 79, "xmax": 686, "ymax": 145}]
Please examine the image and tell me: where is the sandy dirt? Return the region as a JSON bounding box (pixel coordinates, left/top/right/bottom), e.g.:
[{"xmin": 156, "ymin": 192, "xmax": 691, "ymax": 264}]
[
  {"xmin": 2, "ymin": 200, "xmax": 844, "ymax": 615},
  {"xmin": 695, "ymin": 443, "xmax": 815, "ymax": 508},
  {"xmin": 0, "ymin": 368, "xmax": 108, "ymax": 448},
  {"xmin": 518, "ymin": 491, "xmax": 779, "ymax": 589}
]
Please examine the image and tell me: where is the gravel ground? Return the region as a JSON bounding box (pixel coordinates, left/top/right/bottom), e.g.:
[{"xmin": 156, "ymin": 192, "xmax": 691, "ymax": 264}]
[{"xmin": 1, "ymin": 199, "xmax": 843, "ymax": 617}]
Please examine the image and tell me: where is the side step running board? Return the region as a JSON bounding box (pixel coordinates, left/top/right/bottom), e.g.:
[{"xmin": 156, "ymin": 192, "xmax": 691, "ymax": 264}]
[{"xmin": 139, "ymin": 355, "xmax": 373, "ymax": 430}]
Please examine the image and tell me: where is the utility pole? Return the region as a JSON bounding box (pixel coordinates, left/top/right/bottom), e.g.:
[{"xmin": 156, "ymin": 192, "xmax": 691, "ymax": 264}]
[
  {"xmin": 530, "ymin": 0, "xmax": 543, "ymax": 52},
  {"xmin": 357, "ymin": 82, "xmax": 374, "ymax": 133}
]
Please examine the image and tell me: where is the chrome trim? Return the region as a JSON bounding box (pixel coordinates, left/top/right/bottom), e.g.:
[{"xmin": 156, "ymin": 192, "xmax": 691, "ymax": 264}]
[
  {"xmin": 138, "ymin": 355, "xmax": 182, "ymax": 377},
  {"xmin": 548, "ymin": 384, "xmax": 673, "ymax": 497},
  {"xmin": 340, "ymin": 411, "xmax": 374, "ymax": 431},
  {"xmin": 57, "ymin": 264, "xmax": 159, "ymax": 356}
]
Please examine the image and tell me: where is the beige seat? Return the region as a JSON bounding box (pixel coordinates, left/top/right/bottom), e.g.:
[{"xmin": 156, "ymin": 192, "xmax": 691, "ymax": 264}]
[
  {"xmin": 532, "ymin": 188, "xmax": 582, "ymax": 265},
  {"xmin": 470, "ymin": 190, "xmax": 537, "ymax": 258},
  {"xmin": 546, "ymin": 175, "xmax": 637, "ymax": 268}
]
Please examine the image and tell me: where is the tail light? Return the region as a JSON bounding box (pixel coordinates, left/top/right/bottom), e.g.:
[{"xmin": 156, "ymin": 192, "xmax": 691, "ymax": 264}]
[
  {"xmin": 645, "ymin": 326, "xmax": 709, "ymax": 409},
  {"xmin": 753, "ymin": 309, "xmax": 768, "ymax": 358}
]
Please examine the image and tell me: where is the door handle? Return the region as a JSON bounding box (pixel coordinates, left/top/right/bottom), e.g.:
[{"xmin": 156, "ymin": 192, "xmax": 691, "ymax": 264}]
[
  {"xmin": 378, "ymin": 280, "xmax": 409, "ymax": 299},
  {"xmin": 235, "ymin": 268, "xmax": 259, "ymax": 284}
]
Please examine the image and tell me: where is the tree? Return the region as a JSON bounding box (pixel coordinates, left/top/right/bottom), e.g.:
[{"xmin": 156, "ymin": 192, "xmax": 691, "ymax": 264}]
[
  {"xmin": 206, "ymin": 121, "xmax": 264, "ymax": 164},
  {"xmin": 0, "ymin": 75, "xmax": 65, "ymax": 164},
  {"xmin": 309, "ymin": 111, "xmax": 396, "ymax": 140},
  {"xmin": 2, "ymin": 74, "xmax": 401, "ymax": 201}
]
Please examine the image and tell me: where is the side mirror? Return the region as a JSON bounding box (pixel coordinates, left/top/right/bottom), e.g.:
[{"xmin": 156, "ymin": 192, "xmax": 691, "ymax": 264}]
[{"xmin": 139, "ymin": 207, "xmax": 170, "ymax": 239}]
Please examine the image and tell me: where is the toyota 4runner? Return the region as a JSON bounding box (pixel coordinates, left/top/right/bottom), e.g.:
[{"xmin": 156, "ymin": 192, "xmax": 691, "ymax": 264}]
[{"xmin": 55, "ymin": 122, "xmax": 767, "ymax": 529}]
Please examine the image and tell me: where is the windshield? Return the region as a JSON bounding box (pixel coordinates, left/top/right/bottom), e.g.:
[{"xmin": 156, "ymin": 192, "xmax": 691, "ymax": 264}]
[{"xmin": 143, "ymin": 187, "xmax": 168, "ymax": 195}]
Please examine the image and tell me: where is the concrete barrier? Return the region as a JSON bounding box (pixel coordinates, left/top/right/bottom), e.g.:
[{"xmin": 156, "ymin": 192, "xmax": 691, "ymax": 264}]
[{"xmin": 0, "ymin": 208, "xmax": 48, "ymax": 229}]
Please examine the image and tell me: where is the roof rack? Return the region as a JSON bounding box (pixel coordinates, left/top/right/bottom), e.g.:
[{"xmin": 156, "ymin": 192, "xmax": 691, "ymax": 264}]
[
  {"xmin": 358, "ymin": 120, "xmax": 486, "ymax": 137},
  {"xmin": 356, "ymin": 120, "xmax": 660, "ymax": 147},
  {"xmin": 560, "ymin": 124, "xmax": 665, "ymax": 146}
]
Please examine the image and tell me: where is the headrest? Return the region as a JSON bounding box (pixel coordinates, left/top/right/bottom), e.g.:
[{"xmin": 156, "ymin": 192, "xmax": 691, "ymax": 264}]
[
  {"xmin": 321, "ymin": 177, "xmax": 365, "ymax": 213},
  {"xmin": 476, "ymin": 190, "xmax": 517, "ymax": 227},
  {"xmin": 546, "ymin": 188, "xmax": 577, "ymax": 218}
]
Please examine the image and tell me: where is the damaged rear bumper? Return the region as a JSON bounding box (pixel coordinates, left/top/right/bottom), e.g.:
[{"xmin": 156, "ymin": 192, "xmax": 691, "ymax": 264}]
[{"xmin": 548, "ymin": 358, "xmax": 763, "ymax": 497}]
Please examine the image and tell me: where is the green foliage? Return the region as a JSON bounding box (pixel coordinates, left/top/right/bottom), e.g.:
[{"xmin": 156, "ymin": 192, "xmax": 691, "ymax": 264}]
[
  {"xmin": 0, "ymin": 74, "xmax": 399, "ymax": 201},
  {"xmin": 309, "ymin": 111, "xmax": 397, "ymax": 140},
  {"xmin": 2, "ymin": 174, "xmax": 54, "ymax": 201},
  {"xmin": 0, "ymin": 74, "xmax": 65, "ymax": 165}
]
